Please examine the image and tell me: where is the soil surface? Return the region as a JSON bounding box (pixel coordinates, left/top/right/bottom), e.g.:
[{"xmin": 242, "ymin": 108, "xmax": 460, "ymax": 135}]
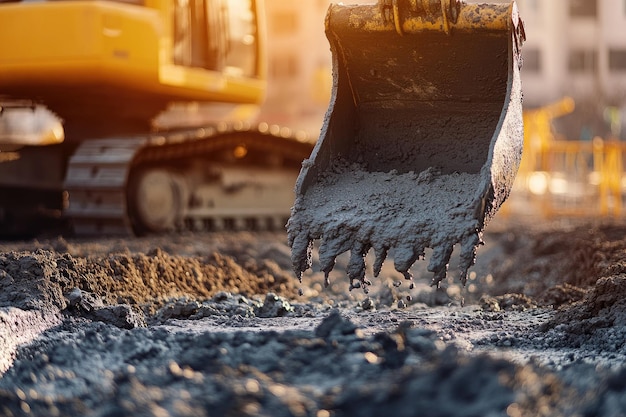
[{"xmin": 2, "ymin": 219, "xmax": 626, "ymax": 416}]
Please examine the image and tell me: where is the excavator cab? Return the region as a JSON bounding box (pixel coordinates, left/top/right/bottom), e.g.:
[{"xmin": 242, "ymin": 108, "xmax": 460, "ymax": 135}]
[
  {"xmin": 0, "ymin": 0, "xmax": 265, "ymax": 137},
  {"xmin": 0, "ymin": 0, "xmax": 277, "ymax": 236},
  {"xmin": 288, "ymin": 0, "xmax": 525, "ymax": 292}
]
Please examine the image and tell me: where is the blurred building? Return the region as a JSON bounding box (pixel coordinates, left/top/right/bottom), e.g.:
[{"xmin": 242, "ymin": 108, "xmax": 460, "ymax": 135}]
[
  {"xmin": 257, "ymin": 0, "xmax": 333, "ymax": 136},
  {"xmin": 260, "ymin": 0, "xmax": 626, "ymax": 139},
  {"xmin": 519, "ymin": 0, "xmax": 626, "ymax": 104},
  {"xmin": 517, "ymin": 0, "xmax": 626, "ymax": 138},
  {"xmin": 259, "ymin": 0, "xmax": 375, "ymax": 136}
]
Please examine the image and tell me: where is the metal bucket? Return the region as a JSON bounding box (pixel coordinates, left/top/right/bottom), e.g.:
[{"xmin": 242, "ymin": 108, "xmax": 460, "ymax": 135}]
[{"xmin": 289, "ymin": 1, "xmax": 525, "ymax": 292}]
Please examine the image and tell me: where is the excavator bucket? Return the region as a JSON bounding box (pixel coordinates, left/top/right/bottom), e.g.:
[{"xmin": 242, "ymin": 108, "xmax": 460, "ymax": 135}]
[{"xmin": 288, "ymin": 1, "xmax": 525, "ymax": 292}]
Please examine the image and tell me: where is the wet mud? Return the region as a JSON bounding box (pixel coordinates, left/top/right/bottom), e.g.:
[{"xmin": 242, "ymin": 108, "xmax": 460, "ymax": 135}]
[{"xmin": 1, "ymin": 221, "xmax": 626, "ymax": 416}]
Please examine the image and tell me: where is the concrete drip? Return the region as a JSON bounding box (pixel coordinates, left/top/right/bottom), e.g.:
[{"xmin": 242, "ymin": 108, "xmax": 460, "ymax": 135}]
[{"xmin": 288, "ymin": 160, "xmax": 485, "ymax": 295}]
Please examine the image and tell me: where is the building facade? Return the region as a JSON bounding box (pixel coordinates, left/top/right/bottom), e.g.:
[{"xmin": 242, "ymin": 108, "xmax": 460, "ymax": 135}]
[
  {"xmin": 514, "ymin": 0, "xmax": 626, "ymax": 138},
  {"xmin": 258, "ymin": 0, "xmax": 333, "ymax": 136}
]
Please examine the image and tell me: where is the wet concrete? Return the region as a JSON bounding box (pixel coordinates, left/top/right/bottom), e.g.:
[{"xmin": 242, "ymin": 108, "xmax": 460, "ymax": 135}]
[{"xmin": 288, "ymin": 162, "xmax": 485, "ymax": 297}]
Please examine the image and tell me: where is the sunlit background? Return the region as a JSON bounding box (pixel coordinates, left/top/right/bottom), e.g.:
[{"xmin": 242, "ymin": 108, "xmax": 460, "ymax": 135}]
[
  {"xmin": 260, "ymin": 0, "xmax": 626, "ymax": 220},
  {"xmin": 2, "ymin": 0, "xmax": 626, "ymax": 230}
]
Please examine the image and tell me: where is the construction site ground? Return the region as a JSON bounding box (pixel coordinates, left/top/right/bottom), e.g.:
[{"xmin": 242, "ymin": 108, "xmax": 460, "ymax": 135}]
[{"xmin": 1, "ymin": 218, "xmax": 626, "ymax": 416}]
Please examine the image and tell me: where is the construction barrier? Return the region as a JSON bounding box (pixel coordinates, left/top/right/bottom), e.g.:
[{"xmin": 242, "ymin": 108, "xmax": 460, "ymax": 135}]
[{"xmin": 505, "ymin": 137, "xmax": 626, "ymax": 218}]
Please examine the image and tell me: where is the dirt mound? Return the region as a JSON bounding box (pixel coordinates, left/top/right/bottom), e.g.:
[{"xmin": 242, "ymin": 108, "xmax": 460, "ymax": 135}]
[
  {"xmin": 482, "ymin": 222, "xmax": 626, "ymax": 302},
  {"xmin": 541, "ymin": 275, "xmax": 626, "ymax": 345},
  {"xmin": 0, "ymin": 248, "xmax": 299, "ymax": 316}
]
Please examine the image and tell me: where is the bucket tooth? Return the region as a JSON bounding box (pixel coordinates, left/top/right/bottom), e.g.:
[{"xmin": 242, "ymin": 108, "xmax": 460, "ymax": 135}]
[
  {"xmin": 289, "ymin": 233, "xmax": 313, "ymax": 282},
  {"xmin": 288, "ymin": 1, "xmax": 525, "ymax": 291},
  {"xmin": 458, "ymin": 231, "xmax": 484, "ymax": 285},
  {"xmin": 392, "ymin": 242, "xmax": 424, "ymax": 281},
  {"xmin": 318, "ymin": 228, "xmax": 353, "ymax": 276},
  {"xmin": 347, "ymin": 242, "xmax": 370, "ymax": 290},
  {"xmin": 372, "ymin": 245, "xmax": 388, "ymax": 277},
  {"xmin": 428, "ymin": 244, "xmax": 454, "ymax": 288}
]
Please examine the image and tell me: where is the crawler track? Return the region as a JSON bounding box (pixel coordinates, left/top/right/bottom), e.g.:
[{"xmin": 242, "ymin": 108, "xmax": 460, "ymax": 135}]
[{"xmin": 64, "ymin": 123, "xmax": 313, "ymax": 236}]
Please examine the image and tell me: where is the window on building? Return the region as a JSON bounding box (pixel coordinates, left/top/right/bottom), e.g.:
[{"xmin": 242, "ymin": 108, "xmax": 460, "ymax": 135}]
[
  {"xmin": 522, "ymin": 48, "xmax": 541, "ymax": 73},
  {"xmin": 568, "ymin": 49, "xmax": 597, "ymax": 73},
  {"xmin": 609, "ymin": 49, "xmax": 626, "ymax": 71},
  {"xmin": 271, "ymin": 11, "xmax": 298, "ymax": 36},
  {"xmin": 270, "ymin": 54, "xmax": 299, "ymax": 79},
  {"xmin": 569, "ymin": 0, "xmax": 597, "ymax": 18}
]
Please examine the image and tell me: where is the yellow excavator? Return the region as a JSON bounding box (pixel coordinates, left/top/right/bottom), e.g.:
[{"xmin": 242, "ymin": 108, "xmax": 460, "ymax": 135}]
[
  {"xmin": 0, "ymin": 0, "xmax": 314, "ymax": 236},
  {"xmin": 288, "ymin": 0, "xmax": 525, "ymax": 290},
  {"xmin": 0, "ymin": 0, "xmax": 525, "ymax": 292}
]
